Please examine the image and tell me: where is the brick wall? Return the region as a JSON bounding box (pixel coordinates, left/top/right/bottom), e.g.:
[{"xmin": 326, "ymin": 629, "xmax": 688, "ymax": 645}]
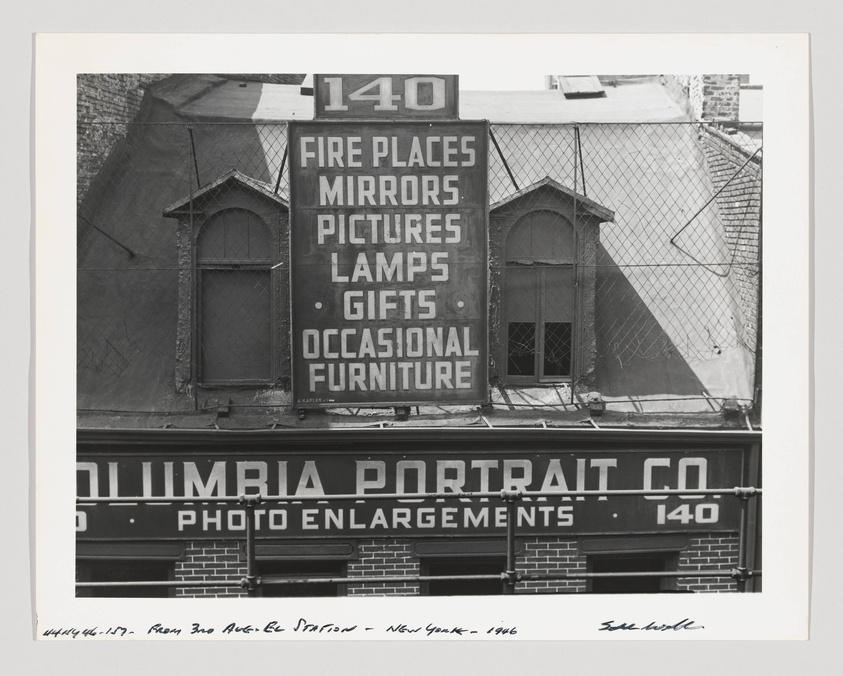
[
  {"xmin": 346, "ymin": 539, "xmax": 420, "ymax": 595},
  {"xmin": 699, "ymin": 126, "xmax": 762, "ymax": 354},
  {"xmin": 699, "ymin": 75, "xmax": 741, "ymax": 122},
  {"xmin": 677, "ymin": 533, "xmax": 739, "ymax": 592},
  {"xmin": 516, "ymin": 537, "xmax": 586, "ymax": 593},
  {"xmin": 77, "ymin": 74, "xmax": 170, "ymax": 205},
  {"xmin": 175, "ymin": 541, "xmax": 247, "ymax": 597},
  {"xmin": 77, "ymin": 533, "xmax": 744, "ymax": 597},
  {"xmin": 667, "ymin": 75, "xmax": 741, "ymax": 122},
  {"xmin": 166, "ymin": 533, "xmax": 740, "ymax": 596}
]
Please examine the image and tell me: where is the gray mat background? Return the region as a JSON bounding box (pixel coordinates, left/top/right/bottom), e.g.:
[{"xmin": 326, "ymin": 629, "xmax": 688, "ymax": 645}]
[{"xmin": 8, "ymin": 4, "xmax": 836, "ymax": 673}]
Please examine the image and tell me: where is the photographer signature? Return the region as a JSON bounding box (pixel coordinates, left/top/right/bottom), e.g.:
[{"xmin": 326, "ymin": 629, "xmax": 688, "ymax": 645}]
[{"xmin": 599, "ymin": 618, "xmax": 704, "ymax": 632}]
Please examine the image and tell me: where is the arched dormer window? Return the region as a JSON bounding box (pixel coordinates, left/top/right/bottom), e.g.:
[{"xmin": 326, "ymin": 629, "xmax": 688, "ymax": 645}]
[
  {"xmin": 505, "ymin": 209, "xmax": 576, "ymax": 380},
  {"xmin": 491, "ymin": 178, "xmax": 612, "ymax": 391},
  {"xmin": 197, "ymin": 208, "xmax": 273, "ymax": 383},
  {"xmin": 164, "ymin": 170, "xmax": 288, "ymax": 395}
]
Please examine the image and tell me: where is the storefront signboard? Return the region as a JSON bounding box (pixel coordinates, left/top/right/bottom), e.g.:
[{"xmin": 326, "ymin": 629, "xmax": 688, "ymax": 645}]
[
  {"xmin": 288, "ymin": 120, "xmax": 489, "ymax": 407},
  {"xmin": 77, "ymin": 447, "xmax": 746, "ymax": 539}
]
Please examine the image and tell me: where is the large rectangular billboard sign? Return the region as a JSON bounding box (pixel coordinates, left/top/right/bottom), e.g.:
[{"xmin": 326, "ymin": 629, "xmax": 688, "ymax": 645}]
[
  {"xmin": 77, "ymin": 447, "xmax": 745, "ymax": 540},
  {"xmin": 289, "ymin": 121, "xmax": 489, "ymax": 407}
]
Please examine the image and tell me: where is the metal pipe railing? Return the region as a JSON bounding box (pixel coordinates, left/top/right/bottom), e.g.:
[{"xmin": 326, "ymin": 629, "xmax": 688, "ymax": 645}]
[
  {"xmin": 76, "ymin": 568, "xmax": 761, "ymax": 589},
  {"xmin": 77, "ymin": 580, "xmax": 243, "ymax": 588},
  {"xmin": 76, "ymin": 487, "xmax": 760, "ymax": 504}
]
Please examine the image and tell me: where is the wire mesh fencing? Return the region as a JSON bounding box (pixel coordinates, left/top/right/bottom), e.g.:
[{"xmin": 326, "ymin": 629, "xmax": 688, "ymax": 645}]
[{"xmin": 77, "ymin": 120, "xmax": 761, "ymax": 411}]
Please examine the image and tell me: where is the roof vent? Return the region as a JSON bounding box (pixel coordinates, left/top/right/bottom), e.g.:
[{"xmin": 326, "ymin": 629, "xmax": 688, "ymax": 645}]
[{"xmin": 557, "ymin": 75, "xmax": 606, "ymax": 99}]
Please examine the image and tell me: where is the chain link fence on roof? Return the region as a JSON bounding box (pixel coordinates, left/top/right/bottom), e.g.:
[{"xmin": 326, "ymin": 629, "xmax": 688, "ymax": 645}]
[{"xmin": 77, "ymin": 120, "xmax": 761, "ymax": 409}]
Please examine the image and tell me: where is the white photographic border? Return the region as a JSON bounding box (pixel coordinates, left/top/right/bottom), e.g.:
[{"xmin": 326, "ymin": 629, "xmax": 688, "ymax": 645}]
[{"xmin": 32, "ymin": 30, "xmax": 810, "ymax": 654}]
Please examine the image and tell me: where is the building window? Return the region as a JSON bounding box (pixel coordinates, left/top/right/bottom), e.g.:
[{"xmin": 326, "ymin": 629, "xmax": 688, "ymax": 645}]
[
  {"xmin": 587, "ymin": 553, "xmax": 679, "ymax": 593},
  {"xmin": 505, "ymin": 210, "xmax": 576, "ymax": 381},
  {"xmin": 421, "ymin": 557, "xmax": 506, "ymax": 596},
  {"xmin": 258, "ymin": 560, "xmax": 346, "ymax": 597},
  {"xmin": 76, "ymin": 559, "xmax": 175, "ymax": 598},
  {"xmin": 197, "ymin": 208, "xmax": 274, "ymax": 383}
]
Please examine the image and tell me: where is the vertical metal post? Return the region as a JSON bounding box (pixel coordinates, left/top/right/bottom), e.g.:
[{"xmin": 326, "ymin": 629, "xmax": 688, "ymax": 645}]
[
  {"xmin": 503, "ymin": 491, "xmax": 520, "ymax": 594},
  {"xmin": 188, "ymin": 128, "xmax": 199, "ymax": 412},
  {"xmin": 571, "ymin": 126, "xmax": 579, "ymax": 406},
  {"xmin": 188, "ymin": 126, "xmax": 201, "ymax": 190},
  {"xmin": 735, "ymin": 490, "xmax": 753, "ymax": 592},
  {"xmin": 745, "ymin": 443, "xmax": 762, "ymax": 592},
  {"xmin": 489, "ymin": 127, "xmax": 520, "ymax": 192},
  {"xmin": 274, "ymin": 144, "xmax": 288, "ymax": 195},
  {"xmin": 241, "ymin": 495, "xmax": 261, "ymax": 597},
  {"xmin": 575, "ymin": 126, "xmax": 587, "ymax": 198}
]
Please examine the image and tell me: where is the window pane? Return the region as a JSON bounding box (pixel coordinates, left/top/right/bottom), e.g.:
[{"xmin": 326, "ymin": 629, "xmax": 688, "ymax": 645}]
[
  {"xmin": 201, "ymin": 269, "xmax": 271, "ymax": 381},
  {"xmin": 505, "ymin": 266, "xmax": 537, "ymax": 322},
  {"xmin": 590, "ymin": 555, "xmax": 671, "ymax": 594},
  {"xmin": 424, "ymin": 559, "xmax": 505, "ymax": 596},
  {"xmin": 504, "ymin": 213, "xmax": 577, "ymax": 382},
  {"xmin": 259, "ymin": 560, "xmax": 345, "ymax": 597},
  {"xmin": 543, "ymin": 265, "xmax": 574, "ymax": 322},
  {"xmin": 508, "ymin": 322, "xmax": 536, "ymax": 376},
  {"xmin": 507, "ymin": 210, "xmax": 575, "ymax": 264},
  {"xmin": 78, "ymin": 560, "xmax": 172, "ymax": 598},
  {"xmin": 544, "ymin": 322, "xmax": 572, "ymax": 377},
  {"xmin": 198, "ymin": 209, "xmax": 271, "ymax": 263}
]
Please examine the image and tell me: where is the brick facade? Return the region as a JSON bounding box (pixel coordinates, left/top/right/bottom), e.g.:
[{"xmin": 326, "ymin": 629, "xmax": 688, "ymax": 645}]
[
  {"xmin": 698, "ymin": 127, "xmax": 762, "ymax": 355},
  {"xmin": 672, "ymin": 75, "xmax": 741, "ymax": 123},
  {"xmin": 347, "ymin": 539, "xmax": 420, "ymax": 596},
  {"xmin": 77, "ymin": 74, "xmax": 169, "ymax": 205},
  {"xmin": 517, "ymin": 537, "xmax": 586, "ymax": 593},
  {"xmin": 677, "ymin": 534, "xmax": 739, "ymax": 592},
  {"xmin": 175, "ymin": 541, "xmax": 247, "ymax": 598},
  {"xmin": 164, "ymin": 533, "xmax": 737, "ymax": 596}
]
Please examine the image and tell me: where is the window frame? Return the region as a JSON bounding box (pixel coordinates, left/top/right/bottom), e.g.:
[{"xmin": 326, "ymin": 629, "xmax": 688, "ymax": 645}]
[
  {"xmin": 76, "ymin": 543, "xmax": 183, "ymax": 598},
  {"xmin": 419, "ymin": 556, "xmax": 507, "ymax": 596},
  {"xmin": 76, "ymin": 558, "xmax": 177, "ymax": 598},
  {"xmin": 585, "ymin": 551, "xmax": 682, "ymax": 594},
  {"xmin": 194, "ymin": 206, "xmax": 278, "ymax": 387},
  {"xmin": 502, "ymin": 208, "xmax": 580, "ymax": 385},
  {"xmin": 252, "ymin": 541, "xmax": 355, "ymax": 597},
  {"xmin": 257, "ymin": 559, "xmax": 348, "ymax": 598}
]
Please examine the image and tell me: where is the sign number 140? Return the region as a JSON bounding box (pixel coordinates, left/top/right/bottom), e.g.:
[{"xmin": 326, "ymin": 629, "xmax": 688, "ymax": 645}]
[
  {"xmin": 318, "ymin": 75, "xmax": 455, "ymax": 117},
  {"xmin": 656, "ymin": 503, "xmax": 719, "ymax": 525}
]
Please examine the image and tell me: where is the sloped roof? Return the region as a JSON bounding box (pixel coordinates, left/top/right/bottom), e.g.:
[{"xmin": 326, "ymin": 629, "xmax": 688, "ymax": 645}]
[
  {"xmin": 162, "ymin": 169, "xmax": 288, "ymax": 217},
  {"xmin": 76, "ymin": 75, "xmax": 755, "ymax": 418},
  {"xmin": 217, "ymin": 74, "xmax": 306, "ymax": 86},
  {"xmin": 175, "ymin": 75, "xmax": 688, "ymax": 124},
  {"xmin": 490, "ymin": 176, "xmax": 615, "ymax": 222},
  {"xmin": 462, "ymin": 79, "xmax": 687, "ymax": 123}
]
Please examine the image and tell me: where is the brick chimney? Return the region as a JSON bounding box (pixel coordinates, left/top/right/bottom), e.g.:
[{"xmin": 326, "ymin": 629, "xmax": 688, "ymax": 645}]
[{"xmin": 686, "ymin": 74, "xmax": 741, "ymax": 123}]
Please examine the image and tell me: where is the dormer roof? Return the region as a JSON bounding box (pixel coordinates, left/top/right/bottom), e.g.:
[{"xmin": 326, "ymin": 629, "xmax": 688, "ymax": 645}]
[
  {"xmin": 490, "ymin": 176, "xmax": 614, "ymax": 223},
  {"xmin": 163, "ymin": 169, "xmax": 288, "ymax": 218}
]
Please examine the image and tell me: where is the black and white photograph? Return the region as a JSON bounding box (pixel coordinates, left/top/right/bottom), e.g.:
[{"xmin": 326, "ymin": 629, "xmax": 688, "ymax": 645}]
[
  {"xmin": 32, "ymin": 33, "xmax": 810, "ymax": 646},
  {"xmin": 74, "ymin": 71, "xmax": 764, "ymax": 601}
]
